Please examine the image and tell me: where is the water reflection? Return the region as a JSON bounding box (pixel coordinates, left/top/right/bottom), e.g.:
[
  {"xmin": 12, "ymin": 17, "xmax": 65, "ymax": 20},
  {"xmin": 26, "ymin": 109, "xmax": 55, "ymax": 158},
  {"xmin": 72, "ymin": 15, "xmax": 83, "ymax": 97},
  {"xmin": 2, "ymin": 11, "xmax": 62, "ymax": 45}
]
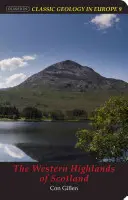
[
  {"xmin": 0, "ymin": 142, "xmax": 127, "ymax": 163},
  {"xmin": 0, "ymin": 142, "xmax": 96, "ymax": 163},
  {"xmin": 16, "ymin": 143, "xmax": 95, "ymax": 163},
  {"xmin": 0, "ymin": 121, "xmax": 91, "ymax": 162},
  {"xmin": 0, "ymin": 122, "xmax": 127, "ymax": 163},
  {"xmin": 0, "ymin": 143, "xmax": 36, "ymax": 162}
]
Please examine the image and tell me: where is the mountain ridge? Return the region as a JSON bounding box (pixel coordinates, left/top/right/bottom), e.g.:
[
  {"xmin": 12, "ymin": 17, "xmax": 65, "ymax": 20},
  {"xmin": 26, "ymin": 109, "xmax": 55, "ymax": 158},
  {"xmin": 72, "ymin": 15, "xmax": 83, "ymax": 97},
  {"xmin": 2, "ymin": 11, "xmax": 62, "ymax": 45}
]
[
  {"xmin": 0, "ymin": 60, "xmax": 127, "ymax": 113},
  {"xmin": 18, "ymin": 60, "xmax": 128, "ymax": 92}
]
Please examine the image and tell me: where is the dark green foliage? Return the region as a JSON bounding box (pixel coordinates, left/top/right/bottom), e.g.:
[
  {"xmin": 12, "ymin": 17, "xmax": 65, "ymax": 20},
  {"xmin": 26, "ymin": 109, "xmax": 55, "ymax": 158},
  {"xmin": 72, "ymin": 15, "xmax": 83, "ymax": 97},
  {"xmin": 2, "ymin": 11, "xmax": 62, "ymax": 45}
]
[
  {"xmin": 50, "ymin": 110, "xmax": 65, "ymax": 120},
  {"xmin": 22, "ymin": 107, "xmax": 42, "ymax": 119},
  {"xmin": 0, "ymin": 105, "xmax": 19, "ymax": 119},
  {"xmin": 66, "ymin": 109, "xmax": 88, "ymax": 119},
  {"xmin": 72, "ymin": 109, "xmax": 88, "ymax": 118},
  {"xmin": 76, "ymin": 97, "xmax": 128, "ymax": 162},
  {"xmin": 42, "ymin": 111, "xmax": 50, "ymax": 118}
]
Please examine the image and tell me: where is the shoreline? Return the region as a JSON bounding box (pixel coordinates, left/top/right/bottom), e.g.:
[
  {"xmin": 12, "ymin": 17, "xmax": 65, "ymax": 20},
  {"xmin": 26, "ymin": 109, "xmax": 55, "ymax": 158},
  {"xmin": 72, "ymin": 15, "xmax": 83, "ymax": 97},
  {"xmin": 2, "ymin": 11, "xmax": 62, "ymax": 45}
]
[{"xmin": 0, "ymin": 118, "xmax": 90, "ymax": 122}]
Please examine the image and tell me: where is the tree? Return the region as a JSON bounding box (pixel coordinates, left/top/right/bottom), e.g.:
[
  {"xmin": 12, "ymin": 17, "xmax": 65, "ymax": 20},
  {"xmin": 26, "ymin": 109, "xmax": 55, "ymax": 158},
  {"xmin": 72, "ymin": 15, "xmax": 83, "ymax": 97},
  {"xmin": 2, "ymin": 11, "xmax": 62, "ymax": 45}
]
[
  {"xmin": 0, "ymin": 105, "xmax": 19, "ymax": 119},
  {"xmin": 22, "ymin": 107, "xmax": 42, "ymax": 119},
  {"xmin": 42, "ymin": 111, "xmax": 50, "ymax": 118},
  {"xmin": 50, "ymin": 110, "xmax": 64, "ymax": 120},
  {"xmin": 66, "ymin": 109, "xmax": 88, "ymax": 119},
  {"xmin": 72, "ymin": 109, "xmax": 88, "ymax": 118},
  {"xmin": 76, "ymin": 96, "xmax": 128, "ymax": 162}
]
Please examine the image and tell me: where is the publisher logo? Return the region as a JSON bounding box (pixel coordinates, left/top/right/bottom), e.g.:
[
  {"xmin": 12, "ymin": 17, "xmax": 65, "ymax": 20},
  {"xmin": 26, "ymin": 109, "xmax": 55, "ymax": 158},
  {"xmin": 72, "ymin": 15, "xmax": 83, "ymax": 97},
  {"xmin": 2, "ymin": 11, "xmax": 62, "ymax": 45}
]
[{"xmin": 6, "ymin": 6, "xmax": 30, "ymax": 12}]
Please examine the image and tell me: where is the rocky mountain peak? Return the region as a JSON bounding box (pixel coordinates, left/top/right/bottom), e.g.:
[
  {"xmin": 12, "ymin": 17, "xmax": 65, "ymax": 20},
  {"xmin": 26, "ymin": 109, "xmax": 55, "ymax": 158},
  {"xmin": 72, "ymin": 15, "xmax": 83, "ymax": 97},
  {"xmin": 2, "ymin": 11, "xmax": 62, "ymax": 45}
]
[
  {"xmin": 43, "ymin": 60, "xmax": 82, "ymax": 72},
  {"xmin": 18, "ymin": 60, "xmax": 128, "ymax": 92}
]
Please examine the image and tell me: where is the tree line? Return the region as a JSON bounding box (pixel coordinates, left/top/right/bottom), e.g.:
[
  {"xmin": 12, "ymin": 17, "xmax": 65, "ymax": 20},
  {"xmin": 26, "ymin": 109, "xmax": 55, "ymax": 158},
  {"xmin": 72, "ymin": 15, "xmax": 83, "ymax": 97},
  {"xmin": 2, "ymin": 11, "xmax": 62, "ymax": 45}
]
[
  {"xmin": 0, "ymin": 106, "xmax": 20, "ymax": 119},
  {"xmin": 0, "ymin": 105, "xmax": 88, "ymax": 120},
  {"xmin": 0, "ymin": 96, "xmax": 128, "ymax": 162}
]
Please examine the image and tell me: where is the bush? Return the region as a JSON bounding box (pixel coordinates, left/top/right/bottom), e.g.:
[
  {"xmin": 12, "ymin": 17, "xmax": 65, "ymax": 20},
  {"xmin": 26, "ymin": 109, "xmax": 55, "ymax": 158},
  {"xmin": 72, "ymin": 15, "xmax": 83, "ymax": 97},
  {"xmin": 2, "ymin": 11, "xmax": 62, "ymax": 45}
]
[
  {"xmin": 42, "ymin": 111, "xmax": 50, "ymax": 118},
  {"xmin": 66, "ymin": 109, "xmax": 88, "ymax": 119},
  {"xmin": 50, "ymin": 110, "xmax": 64, "ymax": 120},
  {"xmin": 22, "ymin": 107, "xmax": 42, "ymax": 119},
  {"xmin": 76, "ymin": 97, "xmax": 128, "ymax": 162}
]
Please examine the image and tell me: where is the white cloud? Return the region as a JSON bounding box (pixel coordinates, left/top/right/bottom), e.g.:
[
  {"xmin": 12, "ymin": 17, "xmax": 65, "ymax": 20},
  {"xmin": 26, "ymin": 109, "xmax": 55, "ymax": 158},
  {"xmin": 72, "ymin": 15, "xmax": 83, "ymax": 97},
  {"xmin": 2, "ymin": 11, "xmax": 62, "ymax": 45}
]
[
  {"xmin": 0, "ymin": 55, "xmax": 36, "ymax": 71},
  {"xmin": 91, "ymin": 14, "xmax": 120, "ymax": 30},
  {"xmin": 22, "ymin": 55, "xmax": 36, "ymax": 61},
  {"xmin": 6, "ymin": 73, "xmax": 27, "ymax": 86},
  {"xmin": 0, "ymin": 73, "xmax": 27, "ymax": 88}
]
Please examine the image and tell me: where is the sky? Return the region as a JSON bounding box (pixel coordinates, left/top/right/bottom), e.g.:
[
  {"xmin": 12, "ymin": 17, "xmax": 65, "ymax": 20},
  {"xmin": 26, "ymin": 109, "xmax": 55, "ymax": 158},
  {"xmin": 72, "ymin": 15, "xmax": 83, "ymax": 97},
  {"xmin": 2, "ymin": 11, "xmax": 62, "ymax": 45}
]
[{"xmin": 0, "ymin": 14, "xmax": 128, "ymax": 88}]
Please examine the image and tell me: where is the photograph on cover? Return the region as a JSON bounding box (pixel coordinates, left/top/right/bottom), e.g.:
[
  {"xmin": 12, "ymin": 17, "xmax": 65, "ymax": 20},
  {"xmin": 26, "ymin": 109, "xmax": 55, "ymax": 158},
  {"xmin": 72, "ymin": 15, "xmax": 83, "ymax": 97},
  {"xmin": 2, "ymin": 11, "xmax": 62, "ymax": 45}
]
[{"xmin": 0, "ymin": 14, "xmax": 128, "ymax": 162}]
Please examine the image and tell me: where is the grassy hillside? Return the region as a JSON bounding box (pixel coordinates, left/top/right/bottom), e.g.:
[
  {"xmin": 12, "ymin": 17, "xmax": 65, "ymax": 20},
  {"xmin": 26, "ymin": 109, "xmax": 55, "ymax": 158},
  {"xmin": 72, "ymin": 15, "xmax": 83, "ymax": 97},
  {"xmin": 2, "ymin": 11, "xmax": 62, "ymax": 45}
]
[{"xmin": 0, "ymin": 87, "xmax": 128, "ymax": 116}]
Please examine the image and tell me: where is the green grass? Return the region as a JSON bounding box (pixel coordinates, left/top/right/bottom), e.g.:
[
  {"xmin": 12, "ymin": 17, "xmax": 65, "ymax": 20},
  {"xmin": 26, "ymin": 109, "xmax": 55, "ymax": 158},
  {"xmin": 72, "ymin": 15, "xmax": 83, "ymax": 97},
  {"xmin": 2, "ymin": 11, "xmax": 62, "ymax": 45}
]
[
  {"xmin": 66, "ymin": 119, "xmax": 80, "ymax": 122},
  {"xmin": 0, "ymin": 87, "xmax": 128, "ymax": 116},
  {"xmin": 0, "ymin": 118, "xmax": 87, "ymax": 122},
  {"xmin": 0, "ymin": 118, "xmax": 16, "ymax": 121}
]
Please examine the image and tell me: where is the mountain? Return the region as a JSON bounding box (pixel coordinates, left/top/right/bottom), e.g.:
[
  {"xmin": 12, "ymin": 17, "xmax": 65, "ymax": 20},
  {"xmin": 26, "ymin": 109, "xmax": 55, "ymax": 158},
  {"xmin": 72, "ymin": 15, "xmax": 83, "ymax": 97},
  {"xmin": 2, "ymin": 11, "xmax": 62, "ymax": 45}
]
[
  {"xmin": 18, "ymin": 60, "xmax": 128, "ymax": 92},
  {"xmin": 0, "ymin": 60, "xmax": 128, "ymax": 113}
]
